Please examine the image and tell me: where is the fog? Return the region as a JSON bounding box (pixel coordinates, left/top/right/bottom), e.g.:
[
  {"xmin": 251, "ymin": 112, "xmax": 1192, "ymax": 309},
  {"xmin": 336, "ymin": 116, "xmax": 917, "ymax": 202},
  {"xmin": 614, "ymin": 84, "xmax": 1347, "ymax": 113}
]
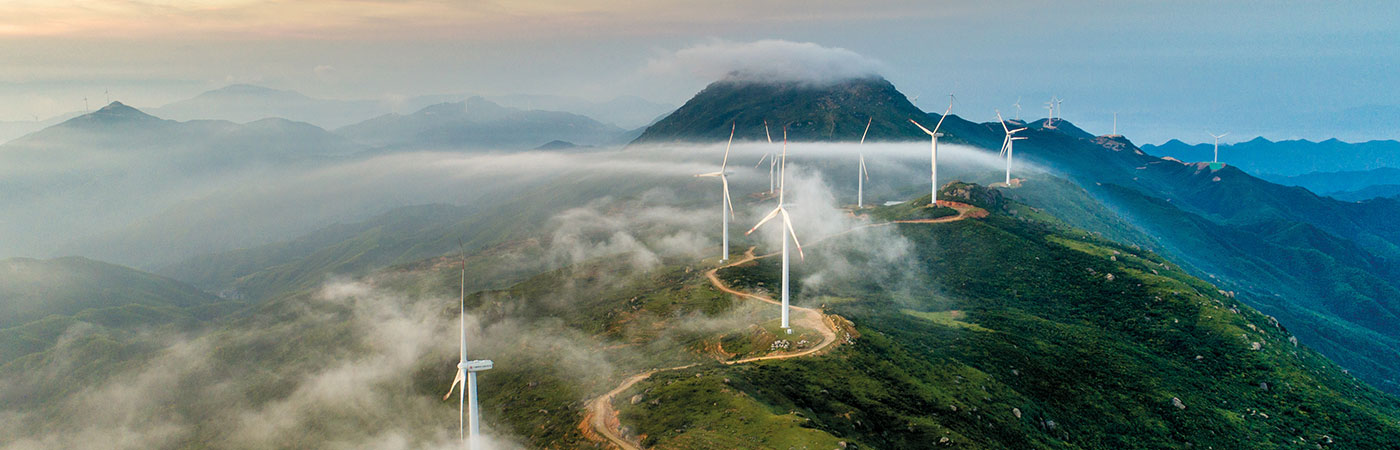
[
  {"xmin": 3, "ymin": 131, "xmax": 1034, "ymax": 273},
  {"xmin": 0, "ymin": 131, "xmax": 1047, "ymax": 448}
]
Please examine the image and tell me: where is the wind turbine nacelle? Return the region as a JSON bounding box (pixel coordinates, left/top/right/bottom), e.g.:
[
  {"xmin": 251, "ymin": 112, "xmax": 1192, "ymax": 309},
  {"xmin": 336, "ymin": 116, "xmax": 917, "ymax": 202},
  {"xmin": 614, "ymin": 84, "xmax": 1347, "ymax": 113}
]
[{"xmin": 464, "ymin": 360, "xmax": 494, "ymax": 372}]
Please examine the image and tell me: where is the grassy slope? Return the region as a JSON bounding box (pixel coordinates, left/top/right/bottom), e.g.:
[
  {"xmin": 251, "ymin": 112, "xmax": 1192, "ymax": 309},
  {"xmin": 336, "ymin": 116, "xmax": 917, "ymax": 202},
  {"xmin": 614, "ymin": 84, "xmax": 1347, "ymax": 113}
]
[{"xmin": 620, "ymin": 188, "xmax": 1400, "ymax": 449}]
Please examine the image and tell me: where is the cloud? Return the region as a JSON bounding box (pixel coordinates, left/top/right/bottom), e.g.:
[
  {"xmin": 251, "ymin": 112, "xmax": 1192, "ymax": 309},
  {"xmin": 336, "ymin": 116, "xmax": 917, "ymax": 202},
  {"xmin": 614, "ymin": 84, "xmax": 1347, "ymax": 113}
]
[{"xmin": 644, "ymin": 39, "xmax": 886, "ymax": 85}]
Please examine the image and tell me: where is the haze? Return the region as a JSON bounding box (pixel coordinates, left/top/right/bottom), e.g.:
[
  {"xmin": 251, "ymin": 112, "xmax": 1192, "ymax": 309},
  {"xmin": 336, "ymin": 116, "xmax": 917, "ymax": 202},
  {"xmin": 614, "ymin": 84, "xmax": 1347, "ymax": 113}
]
[{"xmin": 4, "ymin": 1, "xmax": 1399, "ymax": 143}]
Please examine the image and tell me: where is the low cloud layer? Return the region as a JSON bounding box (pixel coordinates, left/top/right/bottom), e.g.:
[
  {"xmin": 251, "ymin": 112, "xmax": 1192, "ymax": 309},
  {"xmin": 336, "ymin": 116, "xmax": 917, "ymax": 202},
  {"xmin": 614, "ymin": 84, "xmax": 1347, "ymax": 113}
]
[{"xmin": 645, "ymin": 39, "xmax": 886, "ymax": 85}]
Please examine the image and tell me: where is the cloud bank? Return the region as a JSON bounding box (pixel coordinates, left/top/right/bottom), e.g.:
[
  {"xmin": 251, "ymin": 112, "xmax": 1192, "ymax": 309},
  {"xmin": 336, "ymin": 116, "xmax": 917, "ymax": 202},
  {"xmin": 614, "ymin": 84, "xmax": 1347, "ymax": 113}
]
[{"xmin": 645, "ymin": 40, "xmax": 886, "ymax": 85}]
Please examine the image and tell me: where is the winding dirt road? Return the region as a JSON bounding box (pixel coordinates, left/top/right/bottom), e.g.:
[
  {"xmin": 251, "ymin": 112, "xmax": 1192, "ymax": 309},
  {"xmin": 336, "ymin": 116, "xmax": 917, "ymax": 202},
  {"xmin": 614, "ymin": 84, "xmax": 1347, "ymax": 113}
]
[{"xmin": 582, "ymin": 201, "xmax": 982, "ymax": 449}]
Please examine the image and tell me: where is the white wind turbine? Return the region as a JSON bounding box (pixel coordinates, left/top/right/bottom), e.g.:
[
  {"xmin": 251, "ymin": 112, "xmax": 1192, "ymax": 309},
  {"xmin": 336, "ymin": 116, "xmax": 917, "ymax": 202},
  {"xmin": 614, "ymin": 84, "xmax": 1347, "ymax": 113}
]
[
  {"xmin": 696, "ymin": 123, "xmax": 737, "ymax": 261},
  {"xmin": 1208, "ymin": 131, "xmax": 1229, "ymax": 163},
  {"xmin": 1013, "ymin": 97, "xmax": 1023, "ymax": 121},
  {"xmin": 755, "ymin": 121, "xmax": 778, "ymax": 193},
  {"xmin": 909, "ymin": 102, "xmax": 953, "ymax": 206},
  {"xmin": 746, "ymin": 127, "xmax": 805, "ymax": 332},
  {"xmin": 998, "ymin": 110, "xmax": 1028, "ymax": 186},
  {"xmin": 444, "ymin": 253, "xmax": 493, "ymax": 449},
  {"xmin": 856, "ymin": 117, "xmax": 872, "ymax": 208}
]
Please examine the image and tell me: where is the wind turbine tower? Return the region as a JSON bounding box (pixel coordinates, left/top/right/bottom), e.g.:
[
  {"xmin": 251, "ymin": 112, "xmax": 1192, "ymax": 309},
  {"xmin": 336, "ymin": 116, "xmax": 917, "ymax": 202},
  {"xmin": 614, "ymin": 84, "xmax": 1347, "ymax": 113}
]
[
  {"xmin": 857, "ymin": 118, "xmax": 872, "ymax": 207},
  {"xmin": 998, "ymin": 110, "xmax": 1028, "ymax": 186},
  {"xmin": 696, "ymin": 123, "xmax": 737, "ymax": 261},
  {"xmin": 445, "ymin": 254, "xmax": 494, "ymax": 449},
  {"xmin": 909, "ymin": 101, "xmax": 952, "ymax": 205},
  {"xmin": 1209, "ymin": 132, "xmax": 1229, "ymax": 163},
  {"xmin": 746, "ymin": 127, "xmax": 805, "ymax": 332}
]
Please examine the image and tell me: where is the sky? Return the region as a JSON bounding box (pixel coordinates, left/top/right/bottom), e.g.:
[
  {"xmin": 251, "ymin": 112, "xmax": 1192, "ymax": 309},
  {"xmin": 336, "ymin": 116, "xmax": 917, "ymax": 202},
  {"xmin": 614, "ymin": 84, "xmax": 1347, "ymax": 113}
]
[{"xmin": 2, "ymin": 0, "xmax": 1399, "ymax": 144}]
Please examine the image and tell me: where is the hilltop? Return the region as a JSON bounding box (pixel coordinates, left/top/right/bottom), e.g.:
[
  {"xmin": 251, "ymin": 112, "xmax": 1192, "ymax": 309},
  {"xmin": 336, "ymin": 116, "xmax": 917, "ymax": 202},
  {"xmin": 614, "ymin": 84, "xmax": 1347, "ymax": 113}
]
[{"xmin": 632, "ymin": 77, "xmax": 929, "ymax": 143}]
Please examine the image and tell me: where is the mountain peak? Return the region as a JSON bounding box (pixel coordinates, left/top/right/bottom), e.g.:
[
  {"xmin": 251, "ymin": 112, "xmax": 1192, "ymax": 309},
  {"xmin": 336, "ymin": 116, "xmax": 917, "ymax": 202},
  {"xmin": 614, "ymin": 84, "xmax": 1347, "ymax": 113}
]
[
  {"xmin": 77, "ymin": 101, "xmax": 161, "ymax": 124},
  {"xmin": 632, "ymin": 76, "xmax": 926, "ymax": 144},
  {"xmin": 1027, "ymin": 118, "xmax": 1095, "ymax": 139}
]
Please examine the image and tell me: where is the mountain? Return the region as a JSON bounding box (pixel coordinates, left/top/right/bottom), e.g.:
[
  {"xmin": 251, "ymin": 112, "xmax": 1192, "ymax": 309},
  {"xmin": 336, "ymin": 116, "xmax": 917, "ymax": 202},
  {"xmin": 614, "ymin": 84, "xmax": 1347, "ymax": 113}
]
[
  {"xmin": 632, "ymin": 77, "xmax": 930, "ymax": 143},
  {"xmin": 0, "ymin": 112, "xmax": 82, "ymax": 145},
  {"xmin": 638, "ymin": 76, "xmax": 1400, "ymax": 395},
  {"xmin": 0, "ymin": 102, "xmax": 366, "ymax": 262},
  {"xmin": 488, "ymin": 93, "xmax": 676, "ymax": 129},
  {"xmin": 983, "ymin": 131, "xmax": 1400, "ymax": 395},
  {"xmin": 150, "ymin": 84, "xmax": 387, "ymax": 129},
  {"xmin": 5, "ymin": 182, "xmax": 1399, "ymax": 448},
  {"xmin": 1328, "ymin": 184, "xmax": 1400, "ymax": 202},
  {"xmin": 335, "ymin": 97, "xmax": 630, "ymax": 151},
  {"xmin": 1261, "ymin": 167, "xmax": 1400, "ymax": 201},
  {"xmin": 1143, "ymin": 137, "xmax": 1400, "ymax": 176},
  {"xmin": 0, "ymin": 256, "xmax": 221, "ymax": 329},
  {"xmin": 0, "ymin": 256, "xmax": 241, "ymax": 368}
]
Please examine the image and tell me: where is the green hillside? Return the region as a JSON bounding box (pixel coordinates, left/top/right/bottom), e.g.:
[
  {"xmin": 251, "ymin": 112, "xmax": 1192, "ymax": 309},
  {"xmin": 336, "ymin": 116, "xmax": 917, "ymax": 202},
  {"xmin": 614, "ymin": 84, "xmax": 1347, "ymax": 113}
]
[
  {"xmin": 0, "ymin": 256, "xmax": 222, "ymax": 328},
  {"xmin": 612, "ymin": 186, "xmax": 1400, "ymax": 449}
]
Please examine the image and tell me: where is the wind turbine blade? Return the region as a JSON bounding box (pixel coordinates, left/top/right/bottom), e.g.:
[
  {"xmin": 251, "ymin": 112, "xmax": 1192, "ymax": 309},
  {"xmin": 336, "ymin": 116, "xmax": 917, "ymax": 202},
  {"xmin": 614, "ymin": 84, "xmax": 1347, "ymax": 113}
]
[
  {"xmin": 779, "ymin": 126, "xmax": 788, "ymax": 203},
  {"xmin": 1220, "ymin": 132, "xmax": 1229, "ymax": 138},
  {"xmin": 695, "ymin": 171, "xmax": 721, "ymax": 177},
  {"xmin": 755, "ymin": 152, "xmax": 769, "ymax": 168},
  {"xmin": 443, "ymin": 369, "xmax": 464, "ymax": 401},
  {"xmin": 860, "ymin": 117, "xmax": 872, "ymax": 145},
  {"xmin": 764, "ymin": 120, "xmax": 772, "ymax": 144},
  {"xmin": 780, "ymin": 209, "xmax": 805, "ymax": 260},
  {"xmin": 722, "ymin": 176, "xmax": 735, "ymax": 219},
  {"xmin": 721, "ymin": 123, "xmax": 734, "ymax": 169},
  {"xmin": 1011, "ymin": 127, "xmax": 1028, "ymax": 134},
  {"xmin": 746, "ymin": 207, "xmax": 782, "ymax": 235},
  {"xmin": 933, "ymin": 104, "xmax": 952, "ymax": 133},
  {"xmin": 997, "ymin": 110, "xmax": 1010, "ymax": 134},
  {"xmin": 909, "ymin": 119, "xmax": 935, "ymax": 136}
]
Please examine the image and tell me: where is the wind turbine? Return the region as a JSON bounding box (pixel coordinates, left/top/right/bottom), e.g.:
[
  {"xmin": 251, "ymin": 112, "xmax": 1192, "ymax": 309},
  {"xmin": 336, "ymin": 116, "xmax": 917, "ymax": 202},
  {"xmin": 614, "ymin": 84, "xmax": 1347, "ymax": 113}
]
[
  {"xmin": 745, "ymin": 127, "xmax": 804, "ymax": 332},
  {"xmin": 1044, "ymin": 100, "xmax": 1054, "ymax": 124},
  {"xmin": 857, "ymin": 118, "xmax": 872, "ymax": 208},
  {"xmin": 696, "ymin": 123, "xmax": 737, "ymax": 261},
  {"xmin": 1055, "ymin": 97, "xmax": 1064, "ymax": 120},
  {"xmin": 909, "ymin": 102, "xmax": 952, "ymax": 205},
  {"xmin": 444, "ymin": 250, "xmax": 493, "ymax": 449},
  {"xmin": 1208, "ymin": 131, "xmax": 1229, "ymax": 163},
  {"xmin": 1013, "ymin": 97, "xmax": 1023, "ymax": 121},
  {"xmin": 755, "ymin": 121, "xmax": 778, "ymax": 194},
  {"xmin": 998, "ymin": 110, "xmax": 1028, "ymax": 186}
]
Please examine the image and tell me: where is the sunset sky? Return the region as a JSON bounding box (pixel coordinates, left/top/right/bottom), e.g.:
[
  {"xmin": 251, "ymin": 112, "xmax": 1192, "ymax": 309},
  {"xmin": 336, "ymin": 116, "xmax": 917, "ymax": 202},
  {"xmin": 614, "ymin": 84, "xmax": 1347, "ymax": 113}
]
[{"xmin": 3, "ymin": 1, "xmax": 1397, "ymax": 143}]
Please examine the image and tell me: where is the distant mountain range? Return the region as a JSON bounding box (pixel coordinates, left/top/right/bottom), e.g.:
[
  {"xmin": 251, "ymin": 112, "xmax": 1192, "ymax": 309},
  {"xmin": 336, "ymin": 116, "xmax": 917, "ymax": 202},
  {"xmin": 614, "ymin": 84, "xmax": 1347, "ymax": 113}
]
[
  {"xmin": 1262, "ymin": 167, "xmax": 1400, "ymax": 202},
  {"xmin": 1143, "ymin": 137, "xmax": 1400, "ymax": 176},
  {"xmin": 144, "ymin": 84, "xmax": 673, "ymax": 132},
  {"xmin": 0, "ymin": 102, "xmax": 366, "ymax": 263},
  {"xmin": 149, "ymin": 84, "xmax": 386, "ymax": 129},
  {"xmin": 336, "ymin": 97, "xmax": 631, "ymax": 151}
]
